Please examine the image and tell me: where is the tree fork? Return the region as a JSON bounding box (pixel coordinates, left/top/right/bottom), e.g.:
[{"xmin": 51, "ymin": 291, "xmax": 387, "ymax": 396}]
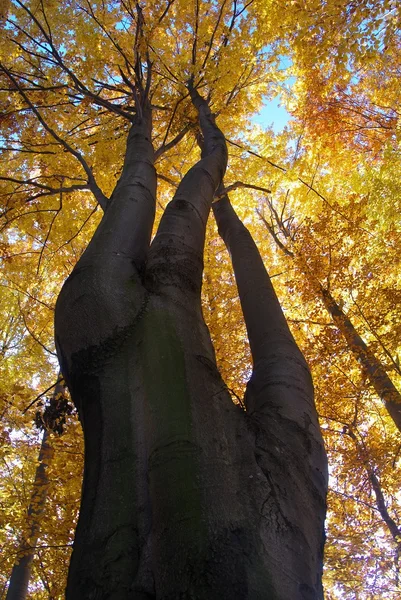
[
  {"xmin": 56, "ymin": 89, "xmax": 328, "ymax": 599},
  {"xmin": 146, "ymin": 82, "xmax": 227, "ymax": 299},
  {"xmin": 138, "ymin": 87, "xmax": 271, "ymax": 598}
]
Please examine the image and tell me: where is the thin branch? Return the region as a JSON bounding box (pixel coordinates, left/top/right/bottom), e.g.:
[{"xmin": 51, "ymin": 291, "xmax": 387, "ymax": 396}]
[
  {"xmin": 287, "ymin": 317, "xmax": 335, "ymax": 328},
  {"xmin": 332, "ymin": 488, "xmax": 378, "ymax": 512},
  {"xmin": 191, "ymin": 0, "xmax": 200, "ymax": 69},
  {"xmin": 216, "ymin": 180, "xmax": 271, "ymax": 198},
  {"xmin": 51, "ymin": 204, "xmax": 99, "ymax": 254},
  {"xmin": 158, "ymin": 0, "xmax": 176, "ymax": 23},
  {"xmin": 201, "ymin": 0, "xmax": 227, "ymax": 71},
  {"xmin": 226, "ymin": 138, "xmax": 375, "ymax": 236},
  {"xmin": 0, "ymin": 64, "xmax": 108, "ymax": 210},
  {"xmin": 0, "ymin": 207, "xmax": 66, "ymax": 233},
  {"xmin": 0, "ymin": 176, "xmax": 88, "ymax": 194},
  {"xmin": 226, "ymin": 137, "xmax": 286, "ymax": 171},
  {"xmin": 0, "ymin": 146, "xmax": 56, "ymax": 155},
  {"xmin": 36, "ymin": 187, "xmax": 63, "ymax": 274},
  {"xmin": 0, "ymin": 281, "xmax": 53, "ymax": 310},
  {"xmin": 22, "ymin": 380, "xmax": 60, "ymax": 414},
  {"xmin": 257, "ymin": 208, "xmax": 294, "ymax": 258},
  {"xmin": 14, "ymin": 0, "xmax": 134, "ymax": 120},
  {"xmin": 81, "ymin": 0, "xmax": 136, "ymax": 73},
  {"xmin": 155, "ymin": 122, "xmax": 192, "ymax": 159},
  {"xmin": 157, "ymin": 173, "xmax": 178, "ymax": 187},
  {"xmin": 18, "ymin": 299, "xmax": 57, "ymax": 357},
  {"xmin": 161, "ymin": 95, "xmax": 187, "ymax": 146}
]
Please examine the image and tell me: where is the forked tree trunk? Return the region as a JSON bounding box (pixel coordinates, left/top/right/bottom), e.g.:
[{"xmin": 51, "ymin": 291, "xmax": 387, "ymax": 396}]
[{"xmin": 55, "ymin": 90, "xmax": 327, "ymax": 599}]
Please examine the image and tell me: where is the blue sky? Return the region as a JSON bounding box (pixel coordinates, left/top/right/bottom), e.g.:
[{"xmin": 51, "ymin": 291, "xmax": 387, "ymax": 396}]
[
  {"xmin": 253, "ymin": 53, "xmax": 295, "ymax": 133},
  {"xmin": 253, "ymin": 96, "xmax": 291, "ymax": 133}
]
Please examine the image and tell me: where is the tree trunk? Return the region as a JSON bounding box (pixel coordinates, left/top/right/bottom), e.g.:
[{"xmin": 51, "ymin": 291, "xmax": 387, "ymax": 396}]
[
  {"xmin": 262, "ymin": 214, "xmax": 401, "ymax": 435},
  {"xmin": 6, "ymin": 429, "xmax": 54, "ymax": 600},
  {"xmin": 6, "ymin": 378, "xmax": 67, "ymax": 600},
  {"xmin": 55, "ymin": 92, "xmax": 327, "ymax": 599},
  {"xmin": 213, "ymin": 195, "xmax": 328, "ymax": 599},
  {"xmin": 318, "ymin": 285, "xmax": 401, "ymax": 433}
]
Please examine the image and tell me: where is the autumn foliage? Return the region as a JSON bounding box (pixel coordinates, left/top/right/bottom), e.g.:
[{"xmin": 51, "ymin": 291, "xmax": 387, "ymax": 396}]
[{"xmin": 1, "ymin": 0, "xmax": 401, "ymax": 598}]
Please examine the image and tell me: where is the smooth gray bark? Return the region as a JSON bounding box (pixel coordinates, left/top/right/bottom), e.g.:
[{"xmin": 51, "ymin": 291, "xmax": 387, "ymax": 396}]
[
  {"xmin": 55, "ymin": 92, "xmax": 327, "ymax": 599},
  {"xmin": 213, "ymin": 195, "xmax": 328, "ymax": 599}
]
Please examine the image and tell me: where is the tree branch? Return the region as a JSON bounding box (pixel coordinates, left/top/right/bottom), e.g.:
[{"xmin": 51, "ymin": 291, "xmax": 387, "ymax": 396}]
[
  {"xmin": 155, "ymin": 123, "xmax": 192, "ymax": 159},
  {"xmin": 0, "ymin": 64, "xmax": 108, "ymax": 210},
  {"xmin": 22, "ymin": 380, "xmax": 60, "ymax": 414},
  {"xmin": 216, "ymin": 180, "xmax": 271, "ymax": 198},
  {"xmin": 14, "ymin": 0, "xmax": 135, "ymax": 120}
]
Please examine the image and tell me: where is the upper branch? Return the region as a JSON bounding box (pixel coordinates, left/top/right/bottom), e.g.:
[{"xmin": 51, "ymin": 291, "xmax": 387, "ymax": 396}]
[
  {"xmin": 0, "ymin": 64, "xmax": 108, "ymax": 210},
  {"xmin": 146, "ymin": 89, "xmax": 227, "ymax": 299},
  {"xmin": 155, "ymin": 123, "xmax": 192, "ymax": 160},
  {"xmin": 212, "ymin": 192, "xmax": 301, "ymax": 368},
  {"xmin": 187, "ymin": 82, "xmax": 227, "ymax": 168},
  {"xmin": 15, "ymin": 0, "xmax": 135, "ymax": 121}
]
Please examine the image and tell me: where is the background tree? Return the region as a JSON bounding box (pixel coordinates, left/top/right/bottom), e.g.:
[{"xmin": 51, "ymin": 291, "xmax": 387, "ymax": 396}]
[
  {"xmin": 5, "ymin": 378, "xmax": 70, "ymax": 600},
  {"xmin": 259, "ymin": 198, "xmax": 401, "ymax": 433}
]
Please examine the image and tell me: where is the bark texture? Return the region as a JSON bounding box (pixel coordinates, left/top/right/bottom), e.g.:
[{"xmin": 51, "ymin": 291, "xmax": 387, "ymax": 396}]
[
  {"xmin": 55, "ymin": 92, "xmax": 327, "ymax": 599},
  {"xmin": 213, "ymin": 195, "xmax": 328, "ymax": 599}
]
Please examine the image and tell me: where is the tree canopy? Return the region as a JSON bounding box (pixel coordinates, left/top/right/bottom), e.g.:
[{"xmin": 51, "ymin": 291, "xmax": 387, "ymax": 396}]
[{"xmin": 1, "ymin": 0, "xmax": 401, "ymax": 598}]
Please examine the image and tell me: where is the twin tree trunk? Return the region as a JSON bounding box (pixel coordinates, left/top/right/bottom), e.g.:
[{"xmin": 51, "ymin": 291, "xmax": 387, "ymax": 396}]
[{"xmin": 55, "ymin": 89, "xmax": 328, "ymax": 599}]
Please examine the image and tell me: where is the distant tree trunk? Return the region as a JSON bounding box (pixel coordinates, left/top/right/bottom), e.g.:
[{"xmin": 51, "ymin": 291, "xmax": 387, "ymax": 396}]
[
  {"xmin": 344, "ymin": 426, "xmax": 401, "ymax": 553},
  {"xmin": 318, "ymin": 284, "xmax": 401, "ymax": 433},
  {"xmin": 6, "ymin": 378, "xmax": 68, "ymax": 600},
  {"xmin": 6, "ymin": 429, "xmax": 54, "ymax": 600},
  {"xmin": 262, "ymin": 213, "xmax": 401, "ymax": 435},
  {"xmin": 55, "ymin": 88, "xmax": 327, "ymax": 599}
]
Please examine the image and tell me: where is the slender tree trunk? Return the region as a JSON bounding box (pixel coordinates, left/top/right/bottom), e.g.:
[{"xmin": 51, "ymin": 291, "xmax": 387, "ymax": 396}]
[
  {"xmin": 55, "ymin": 91, "xmax": 327, "ymax": 599},
  {"xmin": 6, "ymin": 429, "xmax": 54, "ymax": 600},
  {"xmin": 213, "ymin": 195, "xmax": 328, "ymax": 599},
  {"xmin": 263, "ymin": 214, "xmax": 401, "ymax": 434},
  {"xmin": 6, "ymin": 378, "xmax": 67, "ymax": 600},
  {"xmin": 345, "ymin": 427, "xmax": 401, "ymax": 556},
  {"xmin": 318, "ymin": 284, "xmax": 401, "ymax": 433}
]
